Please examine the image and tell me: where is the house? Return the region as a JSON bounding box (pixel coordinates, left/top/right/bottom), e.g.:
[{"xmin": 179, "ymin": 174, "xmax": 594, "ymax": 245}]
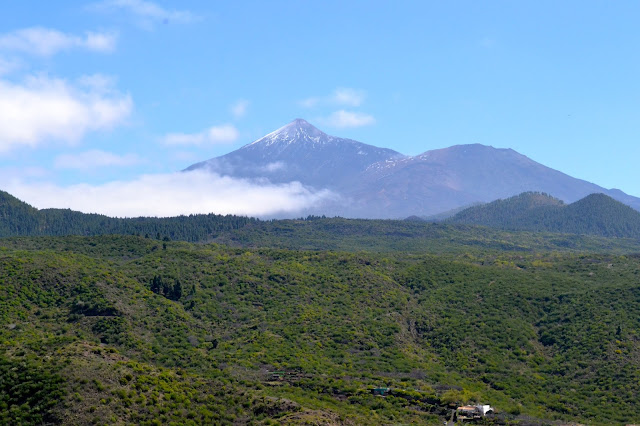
[
  {"xmin": 456, "ymin": 404, "xmax": 493, "ymax": 421},
  {"xmin": 372, "ymin": 387, "xmax": 391, "ymax": 396}
]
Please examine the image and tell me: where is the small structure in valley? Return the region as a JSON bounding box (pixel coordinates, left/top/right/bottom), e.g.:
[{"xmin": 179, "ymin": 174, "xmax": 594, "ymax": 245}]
[
  {"xmin": 371, "ymin": 387, "xmax": 391, "ymax": 396},
  {"xmin": 456, "ymin": 404, "xmax": 493, "ymax": 421}
]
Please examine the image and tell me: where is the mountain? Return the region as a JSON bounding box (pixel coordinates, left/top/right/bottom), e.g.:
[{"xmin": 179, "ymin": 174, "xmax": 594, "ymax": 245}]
[
  {"xmin": 447, "ymin": 192, "xmax": 640, "ymax": 238},
  {"xmin": 447, "ymin": 192, "xmax": 564, "ymax": 227},
  {"xmin": 185, "ymin": 121, "xmax": 640, "ymax": 218},
  {"xmin": 0, "ymin": 189, "xmax": 40, "ymax": 235},
  {"xmin": 185, "ymin": 118, "xmax": 402, "ymax": 189},
  {"xmin": 350, "ymin": 144, "xmax": 640, "ymax": 217}
]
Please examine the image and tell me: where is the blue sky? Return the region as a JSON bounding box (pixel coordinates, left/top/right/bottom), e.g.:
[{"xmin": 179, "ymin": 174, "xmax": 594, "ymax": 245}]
[{"xmin": 1, "ymin": 0, "xmax": 639, "ymax": 216}]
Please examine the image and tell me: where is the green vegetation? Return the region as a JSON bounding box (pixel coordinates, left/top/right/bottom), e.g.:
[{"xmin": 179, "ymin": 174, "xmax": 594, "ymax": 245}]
[
  {"xmin": 3, "ymin": 189, "xmax": 640, "ymax": 423},
  {"xmin": 209, "ymin": 216, "xmax": 640, "ymax": 254},
  {"xmin": 1, "ymin": 233, "xmax": 640, "ymax": 424},
  {"xmin": 0, "ymin": 190, "xmax": 256, "ymax": 241},
  {"xmin": 0, "ymin": 355, "xmax": 64, "ymax": 424},
  {"xmin": 4, "ymin": 190, "xmax": 640, "ymax": 255},
  {"xmin": 448, "ymin": 192, "xmax": 640, "ymax": 238}
]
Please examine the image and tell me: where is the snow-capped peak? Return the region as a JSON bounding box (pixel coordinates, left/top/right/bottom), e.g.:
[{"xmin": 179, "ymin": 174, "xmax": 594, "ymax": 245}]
[{"xmin": 246, "ymin": 118, "xmax": 332, "ymax": 148}]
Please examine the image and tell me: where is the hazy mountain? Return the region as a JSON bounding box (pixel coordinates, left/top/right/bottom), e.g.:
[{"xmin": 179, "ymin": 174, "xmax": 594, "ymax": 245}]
[
  {"xmin": 350, "ymin": 144, "xmax": 640, "ymax": 217},
  {"xmin": 185, "ymin": 118, "xmax": 403, "ymax": 189},
  {"xmin": 447, "ymin": 192, "xmax": 640, "ymax": 238},
  {"xmin": 185, "ymin": 120, "xmax": 640, "ymax": 218}
]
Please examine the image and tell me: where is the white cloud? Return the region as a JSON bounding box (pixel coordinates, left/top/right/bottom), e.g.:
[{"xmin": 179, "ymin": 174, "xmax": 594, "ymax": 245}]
[
  {"xmin": 5, "ymin": 170, "xmax": 334, "ymax": 218},
  {"xmin": 0, "ymin": 75, "xmax": 132, "ymax": 152},
  {"xmin": 0, "ymin": 166, "xmax": 50, "ymax": 181},
  {"xmin": 0, "ymin": 57, "xmax": 23, "ymax": 75},
  {"xmin": 163, "ymin": 124, "xmax": 239, "ymax": 146},
  {"xmin": 0, "ymin": 27, "xmax": 117, "ymax": 56},
  {"xmin": 93, "ymin": 0, "xmax": 199, "ymax": 25},
  {"xmin": 323, "ymin": 110, "xmax": 375, "ymax": 128},
  {"xmin": 78, "ymin": 74, "xmax": 118, "ymax": 93},
  {"xmin": 230, "ymin": 99, "xmax": 249, "ymax": 119},
  {"xmin": 261, "ymin": 161, "xmax": 285, "ymax": 173},
  {"xmin": 299, "ymin": 97, "xmax": 320, "ymax": 108},
  {"xmin": 300, "ymin": 87, "xmax": 366, "ymax": 108},
  {"xmin": 331, "ymin": 88, "xmax": 365, "ymax": 107},
  {"xmin": 84, "ymin": 32, "xmax": 118, "ymax": 51},
  {"xmin": 54, "ymin": 150, "xmax": 142, "ymax": 170}
]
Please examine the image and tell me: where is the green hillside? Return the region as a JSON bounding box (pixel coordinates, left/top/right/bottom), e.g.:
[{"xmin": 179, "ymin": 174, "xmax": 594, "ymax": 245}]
[
  {"xmin": 4, "ymin": 189, "xmax": 640, "ymax": 257},
  {"xmin": 3, "ymin": 189, "xmax": 640, "ymax": 424},
  {"xmin": 0, "ymin": 190, "xmax": 256, "ymax": 241},
  {"xmin": 448, "ymin": 192, "xmax": 640, "ymax": 238},
  {"xmin": 208, "ymin": 217, "xmax": 640, "ymax": 254},
  {"xmin": 2, "ymin": 235, "xmax": 640, "ymax": 424}
]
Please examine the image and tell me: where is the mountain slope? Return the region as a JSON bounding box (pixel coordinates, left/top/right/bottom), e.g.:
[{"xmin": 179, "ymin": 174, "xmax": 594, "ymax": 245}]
[
  {"xmin": 448, "ymin": 192, "xmax": 640, "ymax": 238},
  {"xmin": 3, "ymin": 235, "xmax": 640, "ymax": 424},
  {"xmin": 350, "ymin": 144, "xmax": 640, "ymax": 217},
  {"xmin": 185, "ymin": 121, "xmax": 640, "ymax": 218},
  {"xmin": 446, "ymin": 192, "xmax": 565, "ymax": 228},
  {"xmin": 0, "ymin": 189, "xmax": 40, "ymax": 235},
  {"xmin": 185, "ymin": 118, "xmax": 403, "ymax": 189},
  {"xmin": 0, "ymin": 189, "xmax": 256, "ymax": 240}
]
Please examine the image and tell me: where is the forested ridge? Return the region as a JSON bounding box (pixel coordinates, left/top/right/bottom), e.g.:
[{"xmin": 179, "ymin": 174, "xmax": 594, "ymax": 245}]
[
  {"xmin": 448, "ymin": 192, "xmax": 640, "ymax": 238},
  {"xmin": 0, "ymin": 190, "xmax": 256, "ymax": 241},
  {"xmin": 5, "ymin": 190, "xmax": 640, "ymax": 245}
]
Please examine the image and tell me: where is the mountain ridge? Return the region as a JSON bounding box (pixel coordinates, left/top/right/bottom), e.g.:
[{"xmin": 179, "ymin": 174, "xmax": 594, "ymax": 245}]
[
  {"xmin": 447, "ymin": 192, "xmax": 640, "ymax": 238},
  {"xmin": 185, "ymin": 118, "xmax": 402, "ymax": 189},
  {"xmin": 185, "ymin": 119, "xmax": 640, "ymax": 218},
  {"xmin": 0, "ymin": 189, "xmax": 256, "ymax": 241},
  {"xmin": 4, "ymin": 188, "xmax": 640, "ymax": 248}
]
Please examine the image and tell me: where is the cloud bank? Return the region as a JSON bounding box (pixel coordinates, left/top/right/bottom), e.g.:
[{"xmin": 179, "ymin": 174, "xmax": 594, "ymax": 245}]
[
  {"xmin": 0, "ymin": 75, "xmax": 132, "ymax": 152},
  {"xmin": 5, "ymin": 171, "xmax": 334, "ymax": 218}
]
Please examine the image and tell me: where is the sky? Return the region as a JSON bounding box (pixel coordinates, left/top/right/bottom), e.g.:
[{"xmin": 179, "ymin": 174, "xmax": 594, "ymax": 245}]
[{"xmin": 0, "ymin": 0, "xmax": 639, "ymax": 217}]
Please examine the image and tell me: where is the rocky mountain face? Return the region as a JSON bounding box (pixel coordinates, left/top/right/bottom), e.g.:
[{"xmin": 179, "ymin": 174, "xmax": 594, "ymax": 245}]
[{"xmin": 185, "ymin": 119, "xmax": 640, "ymax": 218}]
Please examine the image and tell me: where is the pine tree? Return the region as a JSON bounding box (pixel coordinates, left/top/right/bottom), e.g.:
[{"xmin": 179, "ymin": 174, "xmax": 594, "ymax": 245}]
[
  {"xmin": 173, "ymin": 279, "xmax": 183, "ymax": 300},
  {"xmin": 150, "ymin": 276, "xmax": 162, "ymax": 294}
]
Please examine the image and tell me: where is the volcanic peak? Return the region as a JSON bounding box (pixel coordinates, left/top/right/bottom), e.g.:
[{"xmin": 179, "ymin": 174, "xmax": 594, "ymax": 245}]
[{"xmin": 247, "ymin": 118, "xmax": 330, "ymax": 148}]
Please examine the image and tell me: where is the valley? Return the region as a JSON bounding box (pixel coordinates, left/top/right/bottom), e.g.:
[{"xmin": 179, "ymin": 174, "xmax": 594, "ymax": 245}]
[{"xmin": 2, "ymin": 223, "xmax": 640, "ymax": 424}]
